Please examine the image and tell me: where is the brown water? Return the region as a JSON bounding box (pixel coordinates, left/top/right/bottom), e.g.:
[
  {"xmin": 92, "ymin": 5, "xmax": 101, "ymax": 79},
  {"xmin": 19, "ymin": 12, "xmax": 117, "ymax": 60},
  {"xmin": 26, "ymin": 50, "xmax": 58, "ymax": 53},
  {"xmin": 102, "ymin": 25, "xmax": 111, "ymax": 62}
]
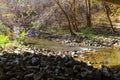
[{"xmin": 26, "ymin": 38, "xmax": 120, "ymax": 69}]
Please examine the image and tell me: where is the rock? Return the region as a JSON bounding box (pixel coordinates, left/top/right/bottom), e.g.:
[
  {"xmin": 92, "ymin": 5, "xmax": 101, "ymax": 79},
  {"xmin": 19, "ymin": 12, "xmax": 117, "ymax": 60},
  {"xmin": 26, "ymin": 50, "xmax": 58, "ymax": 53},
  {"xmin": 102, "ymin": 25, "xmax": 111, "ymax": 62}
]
[
  {"xmin": 10, "ymin": 78, "xmax": 18, "ymax": 80},
  {"xmin": 80, "ymin": 68, "xmax": 92, "ymax": 78},
  {"xmin": 14, "ymin": 50, "xmax": 20, "ymax": 54},
  {"xmin": 87, "ymin": 69, "xmax": 102, "ymax": 80},
  {"xmin": 87, "ymin": 61, "xmax": 92, "ymax": 66},
  {"xmin": 54, "ymin": 76, "xmax": 68, "ymax": 79},
  {"xmin": 81, "ymin": 71, "xmax": 87, "ymax": 78},
  {"xmin": 102, "ymin": 66, "xmax": 112, "ymax": 77},
  {"xmin": 71, "ymin": 51, "xmax": 77, "ymax": 57},
  {"xmin": 24, "ymin": 73, "xmax": 34, "ymax": 79},
  {"xmin": 33, "ymin": 72, "xmax": 45, "ymax": 80},
  {"xmin": 61, "ymin": 54, "xmax": 70, "ymax": 62},
  {"xmin": 14, "ymin": 57, "xmax": 19, "ymax": 64},
  {"xmin": 114, "ymin": 71, "xmax": 120, "ymax": 78},
  {"xmin": 0, "ymin": 52, "xmax": 3, "ymax": 55},
  {"xmin": 0, "ymin": 57, "xmax": 7, "ymax": 61},
  {"xmin": 26, "ymin": 65, "xmax": 39, "ymax": 69},
  {"xmin": 65, "ymin": 60, "xmax": 75, "ymax": 67},
  {"xmin": 31, "ymin": 57, "xmax": 39, "ymax": 64},
  {"xmin": 0, "ymin": 46, "xmax": 118, "ymax": 80},
  {"xmin": 73, "ymin": 65, "xmax": 82, "ymax": 71}
]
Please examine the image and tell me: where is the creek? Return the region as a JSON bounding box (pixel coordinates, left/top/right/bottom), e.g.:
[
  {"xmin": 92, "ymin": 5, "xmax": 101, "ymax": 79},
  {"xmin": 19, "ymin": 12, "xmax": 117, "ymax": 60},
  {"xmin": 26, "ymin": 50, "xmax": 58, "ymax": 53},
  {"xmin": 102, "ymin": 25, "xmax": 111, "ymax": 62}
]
[{"xmin": 26, "ymin": 38, "xmax": 120, "ymax": 69}]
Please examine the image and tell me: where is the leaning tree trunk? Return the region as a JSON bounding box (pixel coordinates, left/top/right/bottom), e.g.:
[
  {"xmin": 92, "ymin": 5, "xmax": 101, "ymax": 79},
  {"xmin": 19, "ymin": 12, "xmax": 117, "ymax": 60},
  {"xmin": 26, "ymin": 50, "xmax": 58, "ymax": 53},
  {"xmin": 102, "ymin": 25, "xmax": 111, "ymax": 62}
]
[{"xmin": 103, "ymin": 2, "xmax": 115, "ymax": 33}]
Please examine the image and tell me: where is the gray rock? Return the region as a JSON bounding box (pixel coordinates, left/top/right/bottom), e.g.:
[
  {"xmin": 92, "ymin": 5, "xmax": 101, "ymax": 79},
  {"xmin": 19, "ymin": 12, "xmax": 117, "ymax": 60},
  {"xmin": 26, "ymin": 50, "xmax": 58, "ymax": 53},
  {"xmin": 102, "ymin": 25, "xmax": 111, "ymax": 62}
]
[
  {"xmin": 34, "ymin": 72, "xmax": 45, "ymax": 80},
  {"xmin": 24, "ymin": 73, "xmax": 34, "ymax": 79},
  {"xmin": 102, "ymin": 67, "xmax": 111, "ymax": 77},
  {"xmin": 26, "ymin": 65, "xmax": 39, "ymax": 69}
]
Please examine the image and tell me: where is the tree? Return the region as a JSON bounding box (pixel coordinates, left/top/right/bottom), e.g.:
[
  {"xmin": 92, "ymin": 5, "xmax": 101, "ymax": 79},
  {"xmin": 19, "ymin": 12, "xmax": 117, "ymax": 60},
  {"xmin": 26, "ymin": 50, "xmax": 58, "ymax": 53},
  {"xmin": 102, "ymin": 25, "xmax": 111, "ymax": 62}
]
[
  {"xmin": 103, "ymin": 2, "xmax": 115, "ymax": 33},
  {"xmin": 0, "ymin": 0, "xmax": 43, "ymax": 33},
  {"xmin": 68, "ymin": 0, "xmax": 79, "ymax": 32},
  {"xmin": 54, "ymin": 0, "xmax": 76, "ymax": 36},
  {"xmin": 85, "ymin": 0, "xmax": 92, "ymax": 27},
  {"xmin": 100, "ymin": 0, "xmax": 120, "ymax": 33}
]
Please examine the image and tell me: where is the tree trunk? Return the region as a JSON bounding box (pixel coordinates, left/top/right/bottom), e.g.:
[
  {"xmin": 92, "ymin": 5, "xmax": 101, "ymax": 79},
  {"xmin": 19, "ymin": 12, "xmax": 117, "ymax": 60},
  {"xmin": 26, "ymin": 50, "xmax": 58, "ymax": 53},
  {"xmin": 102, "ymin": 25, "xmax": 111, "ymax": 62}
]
[
  {"xmin": 73, "ymin": 0, "xmax": 79, "ymax": 32},
  {"xmin": 69, "ymin": 0, "xmax": 79, "ymax": 32},
  {"xmin": 85, "ymin": 0, "xmax": 92, "ymax": 27},
  {"xmin": 103, "ymin": 2, "xmax": 115, "ymax": 33},
  {"xmin": 54, "ymin": 0, "xmax": 76, "ymax": 36}
]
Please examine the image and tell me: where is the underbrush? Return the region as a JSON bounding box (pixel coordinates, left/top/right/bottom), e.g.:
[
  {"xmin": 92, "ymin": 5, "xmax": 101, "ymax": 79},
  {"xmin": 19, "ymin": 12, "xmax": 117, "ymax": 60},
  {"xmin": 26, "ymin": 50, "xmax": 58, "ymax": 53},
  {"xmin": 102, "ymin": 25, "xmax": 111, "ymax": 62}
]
[
  {"xmin": 79, "ymin": 27, "xmax": 119, "ymax": 40},
  {"xmin": 0, "ymin": 35, "xmax": 10, "ymax": 50},
  {"xmin": 0, "ymin": 21, "xmax": 26, "ymax": 50},
  {"xmin": 46, "ymin": 27, "xmax": 70, "ymax": 35},
  {"xmin": 17, "ymin": 29, "xmax": 26, "ymax": 43},
  {"xmin": 80, "ymin": 27, "xmax": 97, "ymax": 39},
  {"xmin": 45, "ymin": 26, "xmax": 119, "ymax": 41},
  {"xmin": 0, "ymin": 21, "xmax": 10, "ymax": 50}
]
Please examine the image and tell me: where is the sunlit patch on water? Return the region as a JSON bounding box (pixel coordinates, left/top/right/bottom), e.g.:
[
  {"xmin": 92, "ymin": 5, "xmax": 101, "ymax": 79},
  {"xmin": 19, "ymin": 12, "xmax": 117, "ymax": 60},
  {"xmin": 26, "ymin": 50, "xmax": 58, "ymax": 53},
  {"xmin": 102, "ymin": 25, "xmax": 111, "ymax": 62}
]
[{"xmin": 75, "ymin": 48, "xmax": 120, "ymax": 69}]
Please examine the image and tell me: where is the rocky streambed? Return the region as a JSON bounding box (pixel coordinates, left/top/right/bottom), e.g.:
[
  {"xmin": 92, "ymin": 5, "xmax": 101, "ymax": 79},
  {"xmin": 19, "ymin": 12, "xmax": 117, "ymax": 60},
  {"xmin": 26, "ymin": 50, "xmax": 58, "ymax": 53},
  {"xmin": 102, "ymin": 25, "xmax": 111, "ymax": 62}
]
[
  {"xmin": 0, "ymin": 46, "xmax": 120, "ymax": 80},
  {"xmin": 38, "ymin": 31, "xmax": 120, "ymax": 48}
]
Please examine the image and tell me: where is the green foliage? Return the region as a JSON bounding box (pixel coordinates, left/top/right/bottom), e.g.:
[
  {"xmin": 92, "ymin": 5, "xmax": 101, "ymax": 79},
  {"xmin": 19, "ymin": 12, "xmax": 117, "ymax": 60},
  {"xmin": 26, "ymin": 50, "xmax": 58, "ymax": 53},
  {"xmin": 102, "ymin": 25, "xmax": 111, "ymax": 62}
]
[
  {"xmin": 0, "ymin": 21, "xmax": 11, "ymax": 50},
  {"xmin": 77, "ymin": 27, "xmax": 104, "ymax": 41},
  {"xmin": 18, "ymin": 29, "xmax": 26, "ymax": 43},
  {"xmin": 0, "ymin": 35, "xmax": 10, "ymax": 49},
  {"xmin": 81, "ymin": 27, "xmax": 96, "ymax": 37},
  {"xmin": 92, "ymin": 0, "xmax": 98, "ymax": 3}
]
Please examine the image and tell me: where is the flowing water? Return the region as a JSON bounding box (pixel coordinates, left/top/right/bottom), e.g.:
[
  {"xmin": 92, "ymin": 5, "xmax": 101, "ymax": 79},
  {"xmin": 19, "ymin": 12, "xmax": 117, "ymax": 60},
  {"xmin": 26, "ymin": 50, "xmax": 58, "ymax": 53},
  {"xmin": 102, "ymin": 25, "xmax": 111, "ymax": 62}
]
[{"xmin": 26, "ymin": 38, "xmax": 120, "ymax": 69}]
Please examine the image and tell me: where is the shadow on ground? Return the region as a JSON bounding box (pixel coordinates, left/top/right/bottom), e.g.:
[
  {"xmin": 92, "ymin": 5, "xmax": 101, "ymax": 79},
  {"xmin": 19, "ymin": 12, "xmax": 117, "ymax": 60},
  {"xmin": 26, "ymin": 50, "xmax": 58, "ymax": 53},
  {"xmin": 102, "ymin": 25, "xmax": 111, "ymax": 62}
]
[{"xmin": 92, "ymin": 27, "xmax": 120, "ymax": 37}]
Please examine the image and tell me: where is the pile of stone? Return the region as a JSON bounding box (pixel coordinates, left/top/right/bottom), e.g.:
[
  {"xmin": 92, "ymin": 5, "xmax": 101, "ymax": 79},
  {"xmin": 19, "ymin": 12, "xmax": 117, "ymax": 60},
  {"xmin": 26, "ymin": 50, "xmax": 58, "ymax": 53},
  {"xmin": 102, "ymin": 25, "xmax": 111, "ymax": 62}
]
[{"xmin": 0, "ymin": 47, "xmax": 120, "ymax": 80}]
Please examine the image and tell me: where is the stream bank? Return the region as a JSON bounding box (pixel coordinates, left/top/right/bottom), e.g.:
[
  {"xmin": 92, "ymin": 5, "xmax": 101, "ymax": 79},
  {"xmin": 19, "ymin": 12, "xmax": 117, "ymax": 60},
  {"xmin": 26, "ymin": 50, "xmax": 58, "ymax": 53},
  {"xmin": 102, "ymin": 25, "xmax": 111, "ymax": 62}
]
[{"xmin": 38, "ymin": 30, "xmax": 120, "ymax": 48}]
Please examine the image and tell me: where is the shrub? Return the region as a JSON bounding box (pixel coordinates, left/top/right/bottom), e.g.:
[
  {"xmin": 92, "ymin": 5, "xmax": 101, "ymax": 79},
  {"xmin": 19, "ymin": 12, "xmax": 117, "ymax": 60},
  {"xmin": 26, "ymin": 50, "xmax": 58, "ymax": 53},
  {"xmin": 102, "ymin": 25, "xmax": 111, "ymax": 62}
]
[
  {"xmin": 82, "ymin": 28, "xmax": 95, "ymax": 35},
  {"xmin": 0, "ymin": 35, "xmax": 10, "ymax": 49},
  {"xmin": 18, "ymin": 29, "xmax": 26, "ymax": 43}
]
